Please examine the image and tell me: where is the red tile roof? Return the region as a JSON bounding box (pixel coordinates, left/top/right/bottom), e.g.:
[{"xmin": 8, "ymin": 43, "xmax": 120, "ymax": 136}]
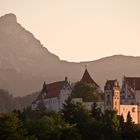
[
  {"xmin": 33, "ymin": 80, "xmax": 69, "ymax": 103},
  {"xmin": 124, "ymin": 77, "xmax": 140, "ymax": 90},
  {"xmin": 45, "ymin": 81, "xmax": 65, "ymax": 99},
  {"xmin": 80, "ymin": 69, "xmax": 99, "ymax": 87}
]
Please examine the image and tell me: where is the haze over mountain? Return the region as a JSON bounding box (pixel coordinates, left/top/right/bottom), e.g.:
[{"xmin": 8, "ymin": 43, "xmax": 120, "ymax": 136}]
[{"xmin": 0, "ymin": 13, "xmax": 140, "ymax": 96}]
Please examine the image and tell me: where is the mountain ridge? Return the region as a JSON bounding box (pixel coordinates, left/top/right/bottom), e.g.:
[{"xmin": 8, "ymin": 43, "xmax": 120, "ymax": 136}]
[{"xmin": 0, "ymin": 13, "xmax": 140, "ymax": 96}]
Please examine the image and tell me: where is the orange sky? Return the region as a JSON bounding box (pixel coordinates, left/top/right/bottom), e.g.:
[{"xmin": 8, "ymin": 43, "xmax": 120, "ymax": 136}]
[{"xmin": 1, "ymin": 0, "xmax": 140, "ymax": 62}]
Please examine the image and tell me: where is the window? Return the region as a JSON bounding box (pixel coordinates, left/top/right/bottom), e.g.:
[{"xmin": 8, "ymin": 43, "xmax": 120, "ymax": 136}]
[
  {"xmin": 107, "ymin": 95, "xmax": 110, "ymax": 105},
  {"xmin": 132, "ymin": 107, "xmax": 136, "ymax": 112}
]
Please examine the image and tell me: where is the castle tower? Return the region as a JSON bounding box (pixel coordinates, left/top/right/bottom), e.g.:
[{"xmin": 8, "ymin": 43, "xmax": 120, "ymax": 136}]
[
  {"xmin": 80, "ymin": 67, "xmax": 99, "ymax": 87},
  {"xmin": 104, "ymin": 80, "xmax": 120, "ymax": 115},
  {"xmin": 122, "ymin": 76, "xmax": 137, "ymax": 105}
]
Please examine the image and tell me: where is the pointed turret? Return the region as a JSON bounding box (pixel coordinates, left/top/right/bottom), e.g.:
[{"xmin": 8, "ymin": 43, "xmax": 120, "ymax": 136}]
[
  {"xmin": 80, "ymin": 68, "xmax": 99, "ymax": 87},
  {"xmin": 41, "ymin": 81, "xmax": 48, "ymax": 93}
]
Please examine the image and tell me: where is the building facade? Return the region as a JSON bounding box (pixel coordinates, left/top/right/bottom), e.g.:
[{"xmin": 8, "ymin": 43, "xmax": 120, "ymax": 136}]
[
  {"xmin": 32, "ymin": 69, "xmax": 139, "ymax": 124},
  {"xmin": 104, "ymin": 79, "xmax": 138, "ymax": 124},
  {"xmin": 32, "ymin": 77, "xmax": 72, "ymax": 112},
  {"xmin": 32, "ymin": 68, "xmax": 103, "ymax": 112},
  {"xmin": 121, "ymin": 76, "xmax": 140, "ymax": 123},
  {"xmin": 104, "ymin": 80, "xmax": 120, "ymax": 114}
]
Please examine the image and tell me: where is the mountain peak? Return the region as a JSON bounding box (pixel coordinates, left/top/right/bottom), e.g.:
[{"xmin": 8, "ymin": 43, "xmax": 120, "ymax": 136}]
[{"xmin": 0, "ymin": 13, "xmax": 17, "ymax": 24}]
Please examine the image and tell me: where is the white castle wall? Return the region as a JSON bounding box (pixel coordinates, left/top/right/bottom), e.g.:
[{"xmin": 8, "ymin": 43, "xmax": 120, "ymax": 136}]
[
  {"xmin": 120, "ymin": 105, "xmax": 138, "ymax": 124},
  {"xmin": 59, "ymin": 88, "xmax": 72, "ymax": 110},
  {"xmin": 44, "ymin": 97, "xmax": 59, "ymax": 112}
]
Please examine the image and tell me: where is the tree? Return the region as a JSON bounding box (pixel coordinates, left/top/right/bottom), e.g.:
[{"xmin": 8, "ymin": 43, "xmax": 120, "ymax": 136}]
[
  {"xmin": 101, "ymin": 110, "xmax": 120, "ymax": 140},
  {"xmin": 91, "ymin": 102, "xmax": 102, "ymax": 120},
  {"xmin": 61, "ymin": 98, "xmax": 101, "ymax": 140},
  {"xmin": 0, "ymin": 113, "xmax": 36, "ymax": 140},
  {"xmin": 59, "ymin": 125, "xmax": 81, "ymax": 140},
  {"xmin": 71, "ymin": 82, "xmax": 100, "ymax": 102},
  {"xmin": 30, "ymin": 115, "xmax": 81, "ymax": 140},
  {"xmin": 126, "ymin": 111, "xmax": 133, "ymax": 126},
  {"xmin": 122, "ymin": 111, "xmax": 136, "ymax": 140},
  {"xmin": 119, "ymin": 114, "xmax": 124, "ymax": 131},
  {"xmin": 0, "ymin": 113, "xmax": 22, "ymax": 140},
  {"xmin": 61, "ymin": 97, "xmax": 90, "ymax": 124}
]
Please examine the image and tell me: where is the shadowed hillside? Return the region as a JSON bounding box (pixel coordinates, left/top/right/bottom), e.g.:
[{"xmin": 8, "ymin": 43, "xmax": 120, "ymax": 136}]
[
  {"xmin": 0, "ymin": 13, "xmax": 140, "ymax": 96},
  {"xmin": 0, "ymin": 89, "xmax": 38, "ymax": 112}
]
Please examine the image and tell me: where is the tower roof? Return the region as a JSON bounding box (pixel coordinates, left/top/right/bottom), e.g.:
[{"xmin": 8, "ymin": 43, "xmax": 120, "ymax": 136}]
[
  {"xmin": 80, "ymin": 68, "xmax": 99, "ymax": 87},
  {"xmin": 124, "ymin": 77, "xmax": 140, "ymax": 90},
  {"xmin": 104, "ymin": 80, "xmax": 120, "ymax": 90}
]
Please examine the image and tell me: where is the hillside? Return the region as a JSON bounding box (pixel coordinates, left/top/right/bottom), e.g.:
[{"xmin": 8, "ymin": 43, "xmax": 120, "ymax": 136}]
[
  {"xmin": 0, "ymin": 89, "xmax": 38, "ymax": 112},
  {"xmin": 0, "ymin": 13, "xmax": 140, "ymax": 96}
]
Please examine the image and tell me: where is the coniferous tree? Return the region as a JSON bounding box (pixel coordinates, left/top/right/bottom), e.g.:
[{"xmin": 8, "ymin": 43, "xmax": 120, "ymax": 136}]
[
  {"xmin": 126, "ymin": 111, "xmax": 133, "ymax": 126},
  {"xmin": 119, "ymin": 114, "xmax": 125, "ymax": 131},
  {"xmin": 101, "ymin": 110, "xmax": 120, "ymax": 140},
  {"xmin": 91, "ymin": 102, "xmax": 102, "ymax": 120},
  {"xmin": 0, "ymin": 113, "xmax": 36, "ymax": 140},
  {"xmin": 122, "ymin": 111, "xmax": 136, "ymax": 140}
]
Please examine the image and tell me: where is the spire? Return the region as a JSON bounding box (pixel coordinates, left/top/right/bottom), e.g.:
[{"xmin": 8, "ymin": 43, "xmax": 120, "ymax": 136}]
[
  {"xmin": 80, "ymin": 68, "xmax": 99, "ymax": 87},
  {"xmin": 41, "ymin": 81, "xmax": 48, "ymax": 93},
  {"xmin": 85, "ymin": 65, "xmax": 87, "ymax": 69}
]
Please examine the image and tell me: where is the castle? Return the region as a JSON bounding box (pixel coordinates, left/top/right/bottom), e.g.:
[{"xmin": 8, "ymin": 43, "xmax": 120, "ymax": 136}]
[
  {"xmin": 32, "ymin": 77, "xmax": 72, "ymax": 112},
  {"xmin": 32, "ymin": 68, "xmax": 139, "ymax": 124},
  {"xmin": 104, "ymin": 80, "xmax": 138, "ymax": 123}
]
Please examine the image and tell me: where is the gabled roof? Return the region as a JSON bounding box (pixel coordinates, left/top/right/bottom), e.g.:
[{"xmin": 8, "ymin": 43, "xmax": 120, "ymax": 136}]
[
  {"xmin": 104, "ymin": 80, "xmax": 120, "ymax": 90},
  {"xmin": 124, "ymin": 77, "xmax": 140, "ymax": 90},
  {"xmin": 33, "ymin": 78, "xmax": 71, "ymax": 103},
  {"xmin": 80, "ymin": 69, "xmax": 99, "ymax": 87},
  {"xmin": 45, "ymin": 81, "xmax": 66, "ymax": 99}
]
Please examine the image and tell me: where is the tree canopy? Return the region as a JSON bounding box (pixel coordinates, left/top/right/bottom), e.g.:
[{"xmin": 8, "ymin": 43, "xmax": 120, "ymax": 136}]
[{"xmin": 71, "ymin": 82, "xmax": 100, "ymax": 102}]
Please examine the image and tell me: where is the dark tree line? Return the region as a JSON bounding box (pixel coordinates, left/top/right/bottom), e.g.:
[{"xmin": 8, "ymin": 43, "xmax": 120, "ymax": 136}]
[
  {"xmin": 61, "ymin": 98, "xmax": 140, "ymax": 140},
  {"xmin": 0, "ymin": 98, "xmax": 140, "ymax": 140},
  {"xmin": 0, "ymin": 82, "xmax": 140, "ymax": 140}
]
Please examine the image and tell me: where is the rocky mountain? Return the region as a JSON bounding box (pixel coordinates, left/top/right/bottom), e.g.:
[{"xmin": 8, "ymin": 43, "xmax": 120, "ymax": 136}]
[{"xmin": 0, "ymin": 13, "xmax": 140, "ymax": 96}]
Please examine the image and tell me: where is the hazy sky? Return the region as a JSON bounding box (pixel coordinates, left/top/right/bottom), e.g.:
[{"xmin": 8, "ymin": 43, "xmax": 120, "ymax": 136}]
[{"xmin": 1, "ymin": 0, "xmax": 140, "ymax": 62}]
